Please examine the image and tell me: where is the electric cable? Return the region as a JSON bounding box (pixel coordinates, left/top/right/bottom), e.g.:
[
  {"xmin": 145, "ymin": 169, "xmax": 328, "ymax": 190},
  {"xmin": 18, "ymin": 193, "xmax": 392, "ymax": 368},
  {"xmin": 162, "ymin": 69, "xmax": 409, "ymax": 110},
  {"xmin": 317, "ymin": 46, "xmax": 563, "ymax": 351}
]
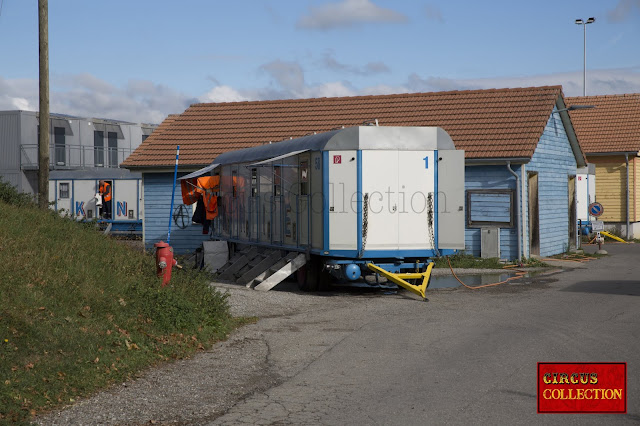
[{"xmin": 446, "ymin": 256, "xmax": 527, "ymax": 290}]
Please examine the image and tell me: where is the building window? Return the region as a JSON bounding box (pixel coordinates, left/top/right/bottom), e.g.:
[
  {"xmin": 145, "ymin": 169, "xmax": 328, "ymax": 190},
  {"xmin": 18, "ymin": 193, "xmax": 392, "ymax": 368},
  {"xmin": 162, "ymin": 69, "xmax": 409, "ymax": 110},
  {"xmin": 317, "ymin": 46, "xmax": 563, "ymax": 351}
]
[
  {"xmin": 54, "ymin": 127, "xmax": 65, "ymax": 165},
  {"xmin": 142, "ymin": 134, "xmax": 149, "ymax": 142},
  {"xmin": 59, "ymin": 183, "xmax": 70, "ymax": 199},
  {"xmin": 466, "ymin": 189, "xmax": 515, "ymax": 227},
  {"xmin": 108, "ymin": 132, "xmax": 118, "ymax": 167},
  {"xmin": 94, "ymin": 130, "xmax": 104, "ymax": 166}
]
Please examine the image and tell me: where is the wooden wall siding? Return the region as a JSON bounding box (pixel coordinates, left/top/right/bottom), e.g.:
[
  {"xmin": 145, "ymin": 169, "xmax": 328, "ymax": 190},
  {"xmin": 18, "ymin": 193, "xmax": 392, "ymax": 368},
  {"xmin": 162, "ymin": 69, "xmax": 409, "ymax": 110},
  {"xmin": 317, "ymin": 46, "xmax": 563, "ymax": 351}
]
[
  {"xmin": 468, "ymin": 192, "xmax": 512, "ymax": 223},
  {"xmin": 464, "ymin": 166, "xmax": 520, "ymax": 260},
  {"xmin": 142, "ymin": 173, "xmax": 210, "ymax": 254},
  {"xmin": 589, "ymin": 158, "xmax": 627, "ymax": 222},
  {"xmin": 525, "ymin": 113, "xmax": 577, "ymax": 258}
]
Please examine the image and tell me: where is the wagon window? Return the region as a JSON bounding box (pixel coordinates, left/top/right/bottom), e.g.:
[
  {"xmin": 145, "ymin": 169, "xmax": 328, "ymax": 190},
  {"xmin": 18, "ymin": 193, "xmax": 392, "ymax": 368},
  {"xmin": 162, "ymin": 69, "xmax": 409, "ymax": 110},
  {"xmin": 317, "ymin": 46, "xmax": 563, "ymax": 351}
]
[
  {"xmin": 273, "ymin": 166, "xmax": 281, "ymax": 196},
  {"xmin": 466, "ymin": 189, "xmax": 514, "ymax": 227},
  {"xmin": 232, "ymin": 170, "xmax": 238, "ymax": 198},
  {"xmin": 251, "ymin": 168, "xmax": 257, "ymax": 196},
  {"xmin": 300, "ymin": 161, "xmax": 309, "ymax": 195}
]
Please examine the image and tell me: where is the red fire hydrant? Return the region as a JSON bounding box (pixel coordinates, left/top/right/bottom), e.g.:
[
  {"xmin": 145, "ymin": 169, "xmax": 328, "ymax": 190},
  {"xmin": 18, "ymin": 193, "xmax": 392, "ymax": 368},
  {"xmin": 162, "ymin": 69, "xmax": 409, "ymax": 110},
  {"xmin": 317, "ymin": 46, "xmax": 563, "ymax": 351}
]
[{"xmin": 154, "ymin": 241, "xmax": 178, "ymax": 287}]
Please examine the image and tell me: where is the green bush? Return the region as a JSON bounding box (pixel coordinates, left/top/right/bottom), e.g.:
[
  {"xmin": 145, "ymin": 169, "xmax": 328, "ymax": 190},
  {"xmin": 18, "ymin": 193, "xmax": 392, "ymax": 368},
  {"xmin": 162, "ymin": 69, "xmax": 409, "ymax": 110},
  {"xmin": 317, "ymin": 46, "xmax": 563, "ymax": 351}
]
[{"xmin": 0, "ymin": 178, "xmax": 36, "ymax": 207}]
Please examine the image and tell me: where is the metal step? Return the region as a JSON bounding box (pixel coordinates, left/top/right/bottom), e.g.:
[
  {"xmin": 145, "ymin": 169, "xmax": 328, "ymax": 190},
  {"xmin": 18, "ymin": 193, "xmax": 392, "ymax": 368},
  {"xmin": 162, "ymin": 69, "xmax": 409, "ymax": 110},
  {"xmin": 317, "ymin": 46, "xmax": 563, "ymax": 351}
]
[
  {"xmin": 216, "ymin": 246, "xmax": 258, "ymax": 279},
  {"xmin": 237, "ymin": 250, "xmax": 283, "ymax": 286},
  {"xmin": 254, "ymin": 253, "xmax": 307, "ymax": 292}
]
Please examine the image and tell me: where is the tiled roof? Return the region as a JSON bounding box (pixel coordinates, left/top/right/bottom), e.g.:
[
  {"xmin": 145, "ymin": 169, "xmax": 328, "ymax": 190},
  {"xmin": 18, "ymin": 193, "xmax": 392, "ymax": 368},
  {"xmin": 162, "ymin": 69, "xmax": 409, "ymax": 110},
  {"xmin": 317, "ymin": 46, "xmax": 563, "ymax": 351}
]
[
  {"xmin": 566, "ymin": 94, "xmax": 640, "ymax": 154},
  {"xmin": 122, "ymin": 86, "xmax": 564, "ymax": 168}
]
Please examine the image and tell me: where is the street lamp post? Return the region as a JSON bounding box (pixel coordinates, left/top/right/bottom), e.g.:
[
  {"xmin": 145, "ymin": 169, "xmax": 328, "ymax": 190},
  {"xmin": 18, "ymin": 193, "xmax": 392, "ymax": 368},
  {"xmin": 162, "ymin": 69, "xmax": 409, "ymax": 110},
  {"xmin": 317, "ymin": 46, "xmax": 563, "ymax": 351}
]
[{"xmin": 575, "ymin": 17, "xmax": 595, "ymax": 97}]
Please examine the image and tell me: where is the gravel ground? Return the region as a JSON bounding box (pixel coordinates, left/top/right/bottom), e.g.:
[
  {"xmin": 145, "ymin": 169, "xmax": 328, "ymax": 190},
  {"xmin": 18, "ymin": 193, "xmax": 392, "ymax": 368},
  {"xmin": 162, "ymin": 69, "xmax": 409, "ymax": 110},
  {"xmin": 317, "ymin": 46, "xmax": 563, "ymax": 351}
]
[
  {"xmin": 35, "ymin": 280, "xmax": 367, "ymax": 425},
  {"xmin": 35, "ymin": 264, "xmax": 563, "ymax": 425}
]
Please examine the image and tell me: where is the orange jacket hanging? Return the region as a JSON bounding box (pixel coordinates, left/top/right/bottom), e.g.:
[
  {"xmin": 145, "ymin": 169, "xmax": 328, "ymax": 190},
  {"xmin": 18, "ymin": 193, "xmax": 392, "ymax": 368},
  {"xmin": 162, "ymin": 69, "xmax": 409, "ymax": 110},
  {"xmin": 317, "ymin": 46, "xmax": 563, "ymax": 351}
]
[{"xmin": 180, "ymin": 176, "xmax": 220, "ymax": 219}]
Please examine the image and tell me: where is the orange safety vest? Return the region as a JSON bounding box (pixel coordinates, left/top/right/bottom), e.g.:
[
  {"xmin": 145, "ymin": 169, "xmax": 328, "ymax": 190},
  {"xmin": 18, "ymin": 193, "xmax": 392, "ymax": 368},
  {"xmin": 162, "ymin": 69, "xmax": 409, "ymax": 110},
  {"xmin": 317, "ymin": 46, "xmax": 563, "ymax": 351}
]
[
  {"xmin": 180, "ymin": 176, "xmax": 220, "ymax": 220},
  {"xmin": 99, "ymin": 182, "xmax": 112, "ymax": 202}
]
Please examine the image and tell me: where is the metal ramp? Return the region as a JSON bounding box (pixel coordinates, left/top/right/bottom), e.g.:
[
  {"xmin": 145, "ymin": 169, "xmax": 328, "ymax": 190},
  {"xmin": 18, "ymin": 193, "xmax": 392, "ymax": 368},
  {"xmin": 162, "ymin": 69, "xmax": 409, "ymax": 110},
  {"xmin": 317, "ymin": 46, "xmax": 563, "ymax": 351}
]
[{"xmin": 215, "ymin": 247, "xmax": 307, "ymax": 291}]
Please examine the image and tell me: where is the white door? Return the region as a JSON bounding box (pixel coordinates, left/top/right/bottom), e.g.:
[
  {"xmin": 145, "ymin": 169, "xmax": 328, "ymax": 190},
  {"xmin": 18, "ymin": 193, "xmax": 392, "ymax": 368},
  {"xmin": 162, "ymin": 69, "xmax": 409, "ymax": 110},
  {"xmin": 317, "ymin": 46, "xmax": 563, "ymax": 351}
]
[
  {"xmin": 398, "ymin": 151, "xmax": 434, "ymax": 250},
  {"xmin": 362, "ymin": 150, "xmax": 399, "ymax": 250},
  {"xmin": 329, "ymin": 150, "xmax": 357, "ymax": 250},
  {"xmin": 55, "ymin": 181, "xmax": 72, "ymax": 215}
]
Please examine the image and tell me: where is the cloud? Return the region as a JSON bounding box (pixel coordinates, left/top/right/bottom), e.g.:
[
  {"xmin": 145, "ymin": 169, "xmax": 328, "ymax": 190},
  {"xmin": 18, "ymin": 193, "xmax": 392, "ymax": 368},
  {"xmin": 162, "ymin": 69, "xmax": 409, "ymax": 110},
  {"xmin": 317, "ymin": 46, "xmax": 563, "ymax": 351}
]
[
  {"xmin": 200, "ymin": 85, "xmax": 251, "ymax": 103},
  {"xmin": 200, "ymin": 59, "xmax": 358, "ymax": 102},
  {"xmin": 321, "ymin": 51, "xmax": 391, "ymax": 75},
  {"xmin": 260, "ymin": 60, "xmax": 306, "ymax": 93},
  {"xmin": 0, "ymin": 74, "xmax": 194, "ymax": 124},
  {"xmin": 297, "ymin": 0, "xmax": 407, "ymax": 30},
  {"xmin": 3, "ymin": 66, "xmax": 638, "ymax": 125},
  {"xmin": 425, "ymin": 4, "xmax": 444, "ymax": 23},
  {"xmin": 405, "ymin": 68, "xmax": 640, "ymax": 97},
  {"xmin": 607, "ymin": 0, "xmax": 640, "ymax": 22},
  {"xmin": 0, "ymin": 77, "xmax": 38, "ymax": 111}
]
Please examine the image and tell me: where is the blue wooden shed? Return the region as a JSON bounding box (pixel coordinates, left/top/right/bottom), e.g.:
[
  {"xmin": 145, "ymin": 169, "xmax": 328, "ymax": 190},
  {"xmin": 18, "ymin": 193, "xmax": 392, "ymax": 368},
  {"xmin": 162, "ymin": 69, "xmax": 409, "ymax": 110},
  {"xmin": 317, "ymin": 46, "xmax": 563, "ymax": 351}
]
[{"xmin": 122, "ymin": 86, "xmax": 586, "ymax": 259}]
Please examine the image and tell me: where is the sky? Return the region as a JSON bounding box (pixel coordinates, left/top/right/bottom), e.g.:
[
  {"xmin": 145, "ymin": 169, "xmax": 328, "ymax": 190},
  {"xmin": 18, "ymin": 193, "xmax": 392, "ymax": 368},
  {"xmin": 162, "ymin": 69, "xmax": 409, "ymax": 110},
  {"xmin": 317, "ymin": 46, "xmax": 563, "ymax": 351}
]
[{"xmin": 0, "ymin": 0, "xmax": 639, "ymax": 124}]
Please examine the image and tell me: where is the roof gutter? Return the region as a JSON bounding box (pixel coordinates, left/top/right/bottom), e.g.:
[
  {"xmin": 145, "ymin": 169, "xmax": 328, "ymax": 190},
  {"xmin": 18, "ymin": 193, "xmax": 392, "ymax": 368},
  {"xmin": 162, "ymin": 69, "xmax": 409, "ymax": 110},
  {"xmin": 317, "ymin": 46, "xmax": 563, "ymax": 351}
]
[
  {"xmin": 585, "ymin": 151, "xmax": 639, "ymax": 157},
  {"xmin": 121, "ymin": 165, "xmax": 211, "ymax": 173},
  {"xmin": 466, "ymin": 157, "xmax": 530, "ymax": 165},
  {"xmin": 555, "ymin": 97, "xmax": 587, "ymax": 168}
]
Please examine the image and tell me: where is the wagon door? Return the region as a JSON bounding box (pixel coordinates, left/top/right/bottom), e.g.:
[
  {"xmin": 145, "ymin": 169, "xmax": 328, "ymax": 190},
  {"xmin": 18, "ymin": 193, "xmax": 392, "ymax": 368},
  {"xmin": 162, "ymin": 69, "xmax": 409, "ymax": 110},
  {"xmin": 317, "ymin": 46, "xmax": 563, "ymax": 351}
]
[
  {"xmin": 328, "ymin": 150, "xmax": 358, "ymax": 251},
  {"xmin": 52, "ymin": 180, "xmax": 72, "ymax": 215},
  {"xmin": 361, "ymin": 150, "xmax": 399, "ymax": 251},
  {"xmin": 398, "ymin": 151, "xmax": 434, "ymax": 250}
]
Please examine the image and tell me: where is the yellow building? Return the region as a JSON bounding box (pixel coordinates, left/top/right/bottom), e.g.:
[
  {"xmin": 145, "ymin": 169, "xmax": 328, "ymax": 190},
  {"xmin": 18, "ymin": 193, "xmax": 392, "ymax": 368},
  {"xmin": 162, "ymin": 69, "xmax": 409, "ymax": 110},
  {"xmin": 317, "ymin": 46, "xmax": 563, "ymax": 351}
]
[{"xmin": 567, "ymin": 94, "xmax": 640, "ymax": 238}]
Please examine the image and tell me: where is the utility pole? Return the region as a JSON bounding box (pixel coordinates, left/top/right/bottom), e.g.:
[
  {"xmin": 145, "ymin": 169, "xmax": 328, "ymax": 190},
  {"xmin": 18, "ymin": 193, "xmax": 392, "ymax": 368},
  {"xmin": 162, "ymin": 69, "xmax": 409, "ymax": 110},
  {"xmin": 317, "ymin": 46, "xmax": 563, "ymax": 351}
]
[{"xmin": 38, "ymin": 0, "xmax": 50, "ymax": 208}]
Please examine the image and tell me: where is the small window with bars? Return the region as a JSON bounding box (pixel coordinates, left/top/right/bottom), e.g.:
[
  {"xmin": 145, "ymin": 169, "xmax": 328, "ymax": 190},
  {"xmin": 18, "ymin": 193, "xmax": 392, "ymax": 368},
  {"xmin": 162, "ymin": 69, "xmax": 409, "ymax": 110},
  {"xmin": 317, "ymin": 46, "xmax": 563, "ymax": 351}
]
[{"xmin": 59, "ymin": 183, "xmax": 70, "ymax": 199}]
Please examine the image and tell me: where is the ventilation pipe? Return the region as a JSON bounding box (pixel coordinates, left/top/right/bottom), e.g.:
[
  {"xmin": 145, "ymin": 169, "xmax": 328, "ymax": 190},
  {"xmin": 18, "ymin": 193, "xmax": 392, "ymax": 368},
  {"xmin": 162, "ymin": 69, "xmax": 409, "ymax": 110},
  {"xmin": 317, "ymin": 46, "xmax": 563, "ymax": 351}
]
[{"xmin": 507, "ymin": 162, "xmax": 522, "ymax": 263}]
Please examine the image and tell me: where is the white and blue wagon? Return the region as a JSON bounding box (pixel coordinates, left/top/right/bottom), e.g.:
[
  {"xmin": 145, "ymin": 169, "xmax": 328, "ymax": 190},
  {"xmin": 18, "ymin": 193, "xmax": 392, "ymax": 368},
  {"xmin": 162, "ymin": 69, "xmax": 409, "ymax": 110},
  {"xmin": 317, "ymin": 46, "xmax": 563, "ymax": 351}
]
[{"xmin": 209, "ymin": 126, "xmax": 465, "ymax": 295}]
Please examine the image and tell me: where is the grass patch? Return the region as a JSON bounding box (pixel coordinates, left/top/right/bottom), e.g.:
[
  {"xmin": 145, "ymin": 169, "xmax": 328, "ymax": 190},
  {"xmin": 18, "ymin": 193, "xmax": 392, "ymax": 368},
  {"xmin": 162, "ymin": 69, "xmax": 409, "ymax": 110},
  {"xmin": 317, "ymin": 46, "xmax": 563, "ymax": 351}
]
[
  {"xmin": 432, "ymin": 253, "xmax": 505, "ymax": 269},
  {"xmin": 0, "ymin": 190, "xmax": 237, "ymax": 423},
  {"xmin": 519, "ymin": 257, "xmax": 551, "ymax": 268},
  {"xmin": 432, "ymin": 253, "xmax": 551, "ymax": 269}
]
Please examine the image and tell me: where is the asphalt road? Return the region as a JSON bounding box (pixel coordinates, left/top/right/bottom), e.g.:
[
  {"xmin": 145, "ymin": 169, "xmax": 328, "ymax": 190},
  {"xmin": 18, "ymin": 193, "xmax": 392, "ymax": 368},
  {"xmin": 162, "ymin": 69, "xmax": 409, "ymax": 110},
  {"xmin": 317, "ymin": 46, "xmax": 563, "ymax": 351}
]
[{"xmin": 39, "ymin": 244, "xmax": 639, "ymax": 425}]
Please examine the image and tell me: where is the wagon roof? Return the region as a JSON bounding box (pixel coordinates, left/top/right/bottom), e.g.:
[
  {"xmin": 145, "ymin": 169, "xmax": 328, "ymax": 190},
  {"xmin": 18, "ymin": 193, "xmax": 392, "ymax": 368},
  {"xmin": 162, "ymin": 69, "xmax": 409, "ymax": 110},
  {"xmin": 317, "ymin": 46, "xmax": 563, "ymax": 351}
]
[
  {"xmin": 122, "ymin": 86, "xmax": 575, "ymax": 169},
  {"xmin": 566, "ymin": 93, "xmax": 640, "ymax": 154}
]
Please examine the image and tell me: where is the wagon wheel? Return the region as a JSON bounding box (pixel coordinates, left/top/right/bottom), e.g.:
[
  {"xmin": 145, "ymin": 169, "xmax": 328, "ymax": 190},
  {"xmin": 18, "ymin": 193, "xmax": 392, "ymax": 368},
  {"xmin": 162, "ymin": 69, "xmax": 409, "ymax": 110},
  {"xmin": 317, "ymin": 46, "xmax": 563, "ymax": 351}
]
[
  {"xmin": 173, "ymin": 204, "xmax": 189, "ymax": 230},
  {"xmin": 298, "ymin": 256, "xmax": 331, "ymax": 292},
  {"xmin": 298, "ymin": 257, "xmax": 319, "ymax": 292}
]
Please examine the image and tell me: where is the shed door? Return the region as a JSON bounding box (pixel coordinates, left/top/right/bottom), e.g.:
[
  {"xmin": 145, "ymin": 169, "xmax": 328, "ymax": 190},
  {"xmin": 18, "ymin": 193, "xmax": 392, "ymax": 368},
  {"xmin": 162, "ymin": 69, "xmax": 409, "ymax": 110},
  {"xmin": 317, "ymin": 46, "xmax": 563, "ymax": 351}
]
[
  {"xmin": 568, "ymin": 175, "xmax": 576, "ymax": 248},
  {"xmin": 528, "ymin": 172, "xmax": 540, "ymax": 256}
]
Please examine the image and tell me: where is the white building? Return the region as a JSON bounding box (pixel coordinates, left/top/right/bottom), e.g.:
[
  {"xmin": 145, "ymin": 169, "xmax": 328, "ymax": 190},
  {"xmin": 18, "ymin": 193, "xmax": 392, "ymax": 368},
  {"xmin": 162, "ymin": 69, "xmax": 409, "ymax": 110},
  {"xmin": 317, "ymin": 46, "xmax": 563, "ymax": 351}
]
[{"xmin": 0, "ymin": 110, "xmax": 156, "ymax": 194}]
